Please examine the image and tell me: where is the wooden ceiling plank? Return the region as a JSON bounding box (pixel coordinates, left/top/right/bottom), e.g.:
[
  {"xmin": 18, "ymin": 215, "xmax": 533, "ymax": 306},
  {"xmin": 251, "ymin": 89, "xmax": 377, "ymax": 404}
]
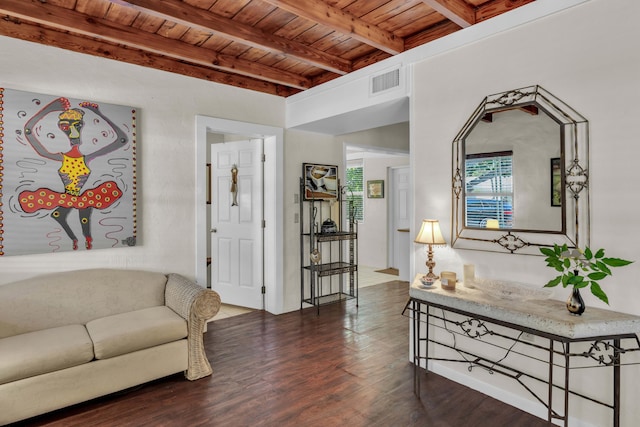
[
  {"xmin": 0, "ymin": 18, "xmax": 297, "ymax": 96},
  {"xmin": 75, "ymin": 0, "xmax": 111, "ymax": 19},
  {"xmin": 476, "ymin": 0, "xmax": 535, "ymax": 22},
  {"xmin": 343, "ymin": 0, "xmax": 394, "ymax": 19},
  {"xmin": 380, "ymin": 7, "xmax": 447, "ymax": 37},
  {"xmin": 251, "ymin": 7, "xmax": 297, "ymax": 32},
  {"xmin": 109, "ymin": 0, "xmax": 351, "ymax": 75},
  {"xmin": 104, "ymin": 2, "xmax": 141, "ymax": 27},
  {"xmin": 207, "ymin": 0, "xmax": 254, "ymax": 19},
  {"xmin": 339, "ymin": 43, "xmax": 377, "ymax": 62},
  {"xmin": 273, "ymin": 16, "xmax": 316, "ymax": 41},
  {"xmin": 420, "ymin": 0, "xmax": 475, "ymax": 28},
  {"xmin": 361, "ymin": 0, "xmax": 420, "ymax": 26},
  {"xmin": 289, "ymin": 20, "xmax": 333, "ymax": 46},
  {"xmin": 260, "ymin": 0, "xmax": 404, "ymax": 54},
  {"xmin": 310, "ymin": 31, "xmax": 352, "ymax": 53},
  {"xmin": 0, "ymin": 0, "xmax": 311, "ymax": 89},
  {"xmin": 351, "ymin": 50, "xmax": 392, "ymax": 71},
  {"xmin": 232, "ymin": 1, "xmax": 280, "ymax": 26},
  {"xmin": 198, "ymin": 33, "xmax": 234, "ymax": 51},
  {"xmin": 404, "ymin": 20, "xmax": 460, "ymax": 50},
  {"xmin": 157, "ymin": 20, "xmax": 191, "ymax": 40}
]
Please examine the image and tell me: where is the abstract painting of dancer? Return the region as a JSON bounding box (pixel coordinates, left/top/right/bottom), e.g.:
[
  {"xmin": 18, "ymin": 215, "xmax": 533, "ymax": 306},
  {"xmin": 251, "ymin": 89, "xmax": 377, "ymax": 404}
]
[
  {"xmin": 0, "ymin": 88, "xmax": 137, "ymax": 256},
  {"xmin": 19, "ymin": 98, "xmax": 127, "ymax": 250}
]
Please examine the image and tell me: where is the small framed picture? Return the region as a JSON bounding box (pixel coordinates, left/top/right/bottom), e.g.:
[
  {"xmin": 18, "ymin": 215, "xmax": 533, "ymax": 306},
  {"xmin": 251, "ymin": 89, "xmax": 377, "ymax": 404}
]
[
  {"xmin": 367, "ymin": 180, "xmax": 384, "ymax": 198},
  {"xmin": 302, "ymin": 163, "xmax": 339, "ymax": 201},
  {"xmin": 550, "ymin": 157, "xmax": 562, "ymax": 207}
]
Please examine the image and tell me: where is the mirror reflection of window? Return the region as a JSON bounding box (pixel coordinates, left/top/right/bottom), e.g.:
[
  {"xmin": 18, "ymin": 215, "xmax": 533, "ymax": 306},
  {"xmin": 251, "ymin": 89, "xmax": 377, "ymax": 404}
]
[{"xmin": 464, "ymin": 151, "xmax": 513, "ymax": 229}]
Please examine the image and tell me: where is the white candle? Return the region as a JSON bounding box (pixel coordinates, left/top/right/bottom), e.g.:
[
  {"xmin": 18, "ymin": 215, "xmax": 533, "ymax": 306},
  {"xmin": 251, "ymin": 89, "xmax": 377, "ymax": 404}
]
[{"xmin": 463, "ymin": 264, "xmax": 475, "ymax": 288}]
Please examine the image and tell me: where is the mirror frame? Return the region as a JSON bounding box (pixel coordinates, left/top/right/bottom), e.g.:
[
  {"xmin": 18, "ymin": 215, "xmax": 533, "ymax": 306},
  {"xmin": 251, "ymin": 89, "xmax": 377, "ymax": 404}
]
[{"xmin": 451, "ymin": 85, "xmax": 589, "ymax": 255}]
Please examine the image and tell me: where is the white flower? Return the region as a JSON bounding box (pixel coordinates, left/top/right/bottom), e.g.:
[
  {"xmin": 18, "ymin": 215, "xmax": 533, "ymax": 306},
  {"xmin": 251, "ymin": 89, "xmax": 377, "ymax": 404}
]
[{"xmin": 561, "ymin": 249, "xmax": 582, "ymax": 259}]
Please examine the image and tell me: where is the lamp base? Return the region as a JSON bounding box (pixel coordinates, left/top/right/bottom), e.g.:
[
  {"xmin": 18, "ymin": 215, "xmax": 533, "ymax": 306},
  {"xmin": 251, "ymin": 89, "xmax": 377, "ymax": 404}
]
[
  {"xmin": 422, "ymin": 271, "xmax": 439, "ymax": 282},
  {"xmin": 419, "ymin": 275, "xmax": 435, "ymax": 287}
]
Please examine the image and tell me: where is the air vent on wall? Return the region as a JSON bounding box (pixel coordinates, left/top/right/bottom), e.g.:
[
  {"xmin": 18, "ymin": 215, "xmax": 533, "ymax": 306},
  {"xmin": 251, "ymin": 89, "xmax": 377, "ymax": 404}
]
[{"xmin": 371, "ymin": 68, "xmax": 400, "ymax": 94}]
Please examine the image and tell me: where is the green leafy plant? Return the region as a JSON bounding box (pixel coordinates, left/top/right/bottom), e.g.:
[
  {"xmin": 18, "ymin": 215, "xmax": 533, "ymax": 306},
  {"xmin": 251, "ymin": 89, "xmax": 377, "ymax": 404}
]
[{"xmin": 540, "ymin": 244, "xmax": 633, "ymax": 305}]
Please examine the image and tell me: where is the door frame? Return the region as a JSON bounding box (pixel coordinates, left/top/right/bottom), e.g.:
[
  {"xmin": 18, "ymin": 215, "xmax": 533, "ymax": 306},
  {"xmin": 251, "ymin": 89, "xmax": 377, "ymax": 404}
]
[
  {"xmin": 387, "ymin": 165, "xmax": 410, "ymax": 268},
  {"xmin": 387, "ymin": 165, "xmax": 411, "ymax": 277},
  {"xmin": 195, "ymin": 116, "xmax": 284, "ymax": 314}
]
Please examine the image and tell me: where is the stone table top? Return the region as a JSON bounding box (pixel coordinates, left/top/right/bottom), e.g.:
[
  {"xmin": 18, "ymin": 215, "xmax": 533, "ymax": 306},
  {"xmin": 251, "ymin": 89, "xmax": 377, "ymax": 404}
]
[{"xmin": 409, "ymin": 275, "xmax": 640, "ymax": 340}]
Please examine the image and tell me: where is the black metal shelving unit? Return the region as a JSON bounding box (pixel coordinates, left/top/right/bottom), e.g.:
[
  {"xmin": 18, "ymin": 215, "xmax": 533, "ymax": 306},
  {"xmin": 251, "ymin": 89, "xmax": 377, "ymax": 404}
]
[{"xmin": 299, "ymin": 177, "xmax": 358, "ymax": 314}]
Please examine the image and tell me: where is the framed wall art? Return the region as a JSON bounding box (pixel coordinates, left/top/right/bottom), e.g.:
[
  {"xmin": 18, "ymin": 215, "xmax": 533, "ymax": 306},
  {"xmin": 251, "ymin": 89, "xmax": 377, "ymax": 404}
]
[
  {"xmin": 0, "ymin": 87, "xmax": 137, "ymax": 256},
  {"xmin": 367, "ymin": 180, "xmax": 384, "ymax": 199},
  {"xmin": 302, "ymin": 163, "xmax": 338, "ymax": 201}
]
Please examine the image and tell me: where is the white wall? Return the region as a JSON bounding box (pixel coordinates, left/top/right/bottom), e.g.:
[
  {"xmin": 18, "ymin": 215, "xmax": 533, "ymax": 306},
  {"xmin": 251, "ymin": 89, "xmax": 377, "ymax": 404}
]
[
  {"xmin": 0, "ymin": 36, "xmax": 284, "ymax": 285},
  {"xmin": 339, "ymin": 122, "xmax": 410, "ymax": 153},
  {"xmin": 412, "ymin": 0, "xmax": 640, "ymax": 425}
]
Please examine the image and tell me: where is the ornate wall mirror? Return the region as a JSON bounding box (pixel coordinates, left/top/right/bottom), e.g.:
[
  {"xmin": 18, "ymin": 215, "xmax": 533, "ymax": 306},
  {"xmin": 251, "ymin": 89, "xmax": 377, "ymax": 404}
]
[{"xmin": 451, "ymin": 85, "xmax": 589, "ymax": 255}]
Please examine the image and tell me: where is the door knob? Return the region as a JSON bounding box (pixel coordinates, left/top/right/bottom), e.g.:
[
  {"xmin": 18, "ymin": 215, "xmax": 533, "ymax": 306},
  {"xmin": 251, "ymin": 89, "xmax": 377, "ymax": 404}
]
[{"xmin": 211, "ymin": 228, "xmax": 217, "ymax": 233}]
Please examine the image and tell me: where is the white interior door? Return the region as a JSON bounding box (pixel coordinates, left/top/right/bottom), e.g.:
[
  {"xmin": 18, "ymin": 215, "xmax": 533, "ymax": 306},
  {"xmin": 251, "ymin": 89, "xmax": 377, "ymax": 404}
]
[
  {"xmin": 389, "ymin": 166, "xmax": 410, "ymax": 279},
  {"xmin": 210, "ymin": 139, "xmax": 263, "ymax": 309}
]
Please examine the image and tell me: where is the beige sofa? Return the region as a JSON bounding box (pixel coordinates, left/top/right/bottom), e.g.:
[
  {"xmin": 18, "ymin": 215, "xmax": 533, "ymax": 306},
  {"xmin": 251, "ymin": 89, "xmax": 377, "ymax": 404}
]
[{"xmin": 0, "ymin": 268, "xmax": 221, "ymax": 425}]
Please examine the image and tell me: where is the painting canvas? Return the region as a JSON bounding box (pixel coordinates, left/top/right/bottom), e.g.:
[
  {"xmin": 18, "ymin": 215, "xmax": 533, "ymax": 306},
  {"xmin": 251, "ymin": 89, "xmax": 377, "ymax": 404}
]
[
  {"xmin": 302, "ymin": 163, "xmax": 338, "ymax": 200},
  {"xmin": 0, "ymin": 88, "xmax": 137, "ymax": 256},
  {"xmin": 367, "ymin": 180, "xmax": 384, "ymax": 198}
]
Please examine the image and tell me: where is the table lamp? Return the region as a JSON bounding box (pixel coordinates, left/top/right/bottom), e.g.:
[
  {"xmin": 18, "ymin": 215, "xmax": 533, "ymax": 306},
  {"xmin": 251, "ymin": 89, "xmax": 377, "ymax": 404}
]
[{"xmin": 414, "ymin": 219, "xmax": 446, "ymax": 282}]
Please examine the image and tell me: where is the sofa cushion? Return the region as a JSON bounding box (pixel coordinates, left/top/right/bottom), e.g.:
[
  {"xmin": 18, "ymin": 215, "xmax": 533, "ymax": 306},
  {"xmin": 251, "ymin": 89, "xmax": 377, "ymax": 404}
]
[
  {"xmin": 0, "ymin": 269, "xmax": 168, "ymax": 339},
  {"xmin": 86, "ymin": 306, "xmax": 187, "ymax": 360},
  {"xmin": 0, "ymin": 324, "xmax": 94, "ymax": 385}
]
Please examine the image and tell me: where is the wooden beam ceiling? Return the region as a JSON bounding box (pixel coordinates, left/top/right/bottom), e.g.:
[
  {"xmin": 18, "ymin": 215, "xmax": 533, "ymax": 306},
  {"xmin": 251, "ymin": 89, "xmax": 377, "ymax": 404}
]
[
  {"xmin": 0, "ymin": 0, "xmax": 537, "ymax": 97},
  {"xmin": 259, "ymin": 0, "xmax": 404, "ymax": 55},
  {"xmin": 110, "ymin": 0, "xmax": 352, "ymax": 75},
  {"xmin": 0, "ymin": 0, "xmax": 311, "ymax": 89}
]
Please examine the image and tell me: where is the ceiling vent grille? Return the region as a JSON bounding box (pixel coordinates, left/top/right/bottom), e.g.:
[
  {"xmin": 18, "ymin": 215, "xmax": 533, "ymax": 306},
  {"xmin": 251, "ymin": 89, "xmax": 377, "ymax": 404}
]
[{"xmin": 371, "ymin": 68, "xmax": 400, "ymax": 94}]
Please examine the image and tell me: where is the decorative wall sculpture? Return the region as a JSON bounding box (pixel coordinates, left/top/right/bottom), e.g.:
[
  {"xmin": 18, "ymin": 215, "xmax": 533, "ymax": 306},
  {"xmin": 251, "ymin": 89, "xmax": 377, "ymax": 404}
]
[{"xmin": 0, "ymin": 88, "xmax": 137, "ymax": 256}]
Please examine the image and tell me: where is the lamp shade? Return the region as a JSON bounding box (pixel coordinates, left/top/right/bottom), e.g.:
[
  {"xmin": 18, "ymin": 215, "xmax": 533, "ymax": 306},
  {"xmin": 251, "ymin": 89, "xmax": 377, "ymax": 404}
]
[{"xmin": 414, "ymin": 219, "xmax": 446, "ymax": 245}]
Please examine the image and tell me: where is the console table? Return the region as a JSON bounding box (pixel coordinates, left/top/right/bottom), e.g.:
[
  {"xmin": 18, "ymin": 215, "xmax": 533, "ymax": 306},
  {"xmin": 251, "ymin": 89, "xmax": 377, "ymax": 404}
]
[{"xmin": 405, "ymin": 275, "xmax": 640, "ymax": 427}]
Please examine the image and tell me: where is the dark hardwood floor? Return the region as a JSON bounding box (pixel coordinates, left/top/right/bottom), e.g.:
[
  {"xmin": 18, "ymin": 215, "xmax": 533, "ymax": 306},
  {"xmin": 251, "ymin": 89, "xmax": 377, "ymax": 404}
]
[{"xmin": 16, "ymin": 281, "xmax": 548, "ymax": 427}]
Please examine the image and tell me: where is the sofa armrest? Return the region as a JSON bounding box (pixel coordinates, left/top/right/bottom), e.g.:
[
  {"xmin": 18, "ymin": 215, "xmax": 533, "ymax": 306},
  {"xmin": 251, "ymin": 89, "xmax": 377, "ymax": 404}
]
[{"xmin": 165, "ymin": 273, "xmax": 221, "ymax": 380}]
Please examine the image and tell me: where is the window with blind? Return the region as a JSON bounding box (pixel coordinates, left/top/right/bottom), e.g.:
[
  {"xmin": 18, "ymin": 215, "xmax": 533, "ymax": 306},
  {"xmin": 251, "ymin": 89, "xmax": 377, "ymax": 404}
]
[
  {"xmin": 346, "ymin": 164, "xmax": 364, "ymax": 222},
  {"xmin": 465, "ymin": 151, "xmax": 513, "ymax": 228}
]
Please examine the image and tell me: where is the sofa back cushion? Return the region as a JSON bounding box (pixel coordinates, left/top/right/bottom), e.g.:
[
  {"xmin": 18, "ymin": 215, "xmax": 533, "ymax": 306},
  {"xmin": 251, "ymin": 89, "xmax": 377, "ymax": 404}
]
[{"xmin": 0, "ymin": 269, "xmax": 167, "ymax": 339}]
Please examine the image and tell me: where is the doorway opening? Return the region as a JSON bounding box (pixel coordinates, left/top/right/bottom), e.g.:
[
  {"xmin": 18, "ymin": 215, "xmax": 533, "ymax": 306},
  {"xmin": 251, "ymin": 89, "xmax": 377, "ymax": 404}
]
[
  {"xmin": 344, "ymin": 143, "xmax": 410, "ymax": 281},
  {"xmin": 195, "ymin": 116, "xmax": 284, "ymax": 314}
]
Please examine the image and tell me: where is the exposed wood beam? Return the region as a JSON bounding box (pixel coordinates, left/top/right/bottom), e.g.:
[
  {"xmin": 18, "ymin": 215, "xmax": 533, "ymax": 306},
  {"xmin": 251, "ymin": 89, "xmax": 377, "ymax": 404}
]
[
  {"xmin": 0, "ymin": 0, "xmax": 311, "ymax": 89},
  {"xmin": 260, "ymin": 0, "xmax": 404, "ymax": 55},
  {"xmin": 0, "ymin": 19, "xmax": 298, "ymax": 96},
  {"xmin": 109, "ymin": 0, "xmax": 351, "ymax": 75},
  {"xmin": 420, "ymin": 0, "xmax": 475, "ymax": 28}
]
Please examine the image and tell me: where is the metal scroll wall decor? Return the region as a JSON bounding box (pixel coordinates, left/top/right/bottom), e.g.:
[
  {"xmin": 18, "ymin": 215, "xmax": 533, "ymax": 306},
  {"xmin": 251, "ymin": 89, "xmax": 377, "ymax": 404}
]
[
  {"xmin": 451, "ymin": 85, "xmax": 589, "ymax": 255},
  {"xmin": 0, "ymin": 88, "xmax": 137, "ymax": 256}
]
